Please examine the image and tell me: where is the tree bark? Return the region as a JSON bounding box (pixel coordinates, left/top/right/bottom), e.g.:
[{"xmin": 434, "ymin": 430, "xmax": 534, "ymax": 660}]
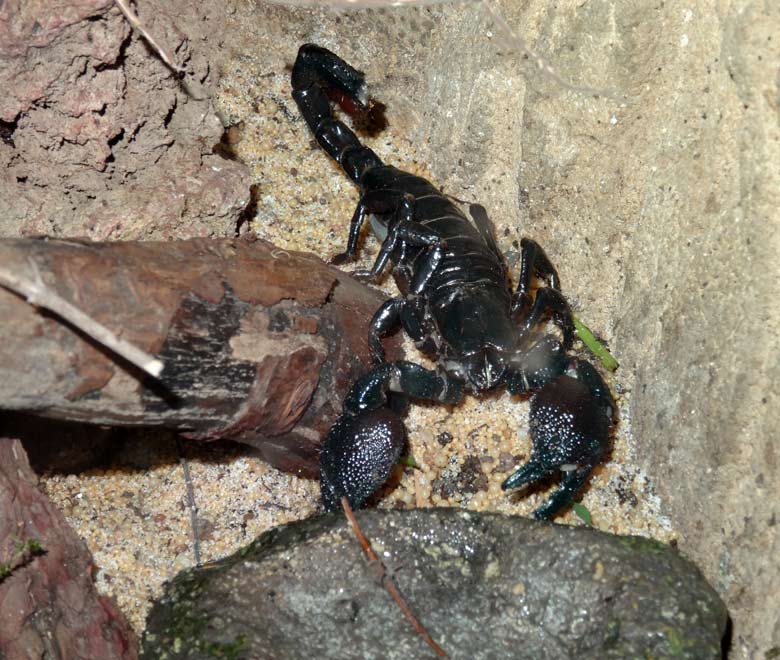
[{"xmin": 0, "ymin": 237, "xmax": 402, "ymax": 477}]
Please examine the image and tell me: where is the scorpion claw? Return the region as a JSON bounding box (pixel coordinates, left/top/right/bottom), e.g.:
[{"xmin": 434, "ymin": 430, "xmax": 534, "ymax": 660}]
[
  {"xmin": 502, "ymin": 364, "xmax": 613, "ymax": 520},
  {"xmin": 531, "ymin": 466, "xmax": 594, "ymax": 520},
  {"xmin": 500, "ymin": 458, "xmax": 547, "ymax": 491},
  {"xmin": 320, "ymin": 407, "xmax": 406, "ymax": 512}
]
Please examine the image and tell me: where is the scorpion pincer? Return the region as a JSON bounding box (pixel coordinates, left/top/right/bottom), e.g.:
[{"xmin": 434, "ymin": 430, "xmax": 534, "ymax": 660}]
[{"xmin": 291, "ymin": 44, "xmax": 616, "ymax": 520}]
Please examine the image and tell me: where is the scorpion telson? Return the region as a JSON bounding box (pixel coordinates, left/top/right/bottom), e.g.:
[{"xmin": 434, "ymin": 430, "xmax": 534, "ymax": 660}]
[{"xmin": 291, "ymin": 44, "xmax": 616, "ymax": 520}]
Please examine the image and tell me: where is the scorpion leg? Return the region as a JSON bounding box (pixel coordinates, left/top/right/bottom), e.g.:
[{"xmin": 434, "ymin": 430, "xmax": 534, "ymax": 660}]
[
  {"xmin": 332, "ymin": 189, "xmax": 402, "ymax": 265},
  {"xmin": 468, "ymin": 203, "xmax": 505, "ymax": 265},
  {"xmin": 351, "ymin": 195, "xmax": 411, "ymax": 281},
  {"xmin": 321, "ymin": 360, "xmax": 464, "ymax": 511},
  {"xmin": 409, "ymin": 240, "xmax": 445, "ymax": 295},
  {"xmin": 353, "ymin": 198, "xmax": 445, "ymax": 285},
  {"xmin": 511, "ymin": 238, "xmax": 574, "ymax": 348},
  {"xmin": 517, "ymin": 287, "xmax": 576, "ymax": 351},
  {"xmin": 368, "ymin": 299, "xmax": 402, "ymax": 364},
  {"xmin": 360, "ymin": 201, "xmax": 446, "ymax": 293},
  {"xmin": 512, "ymin": 238, "xmax": 562, "ymax": 304},
  {"xmin": 368, "ymin": 296, "xmax": 427, "ymax": 364}
]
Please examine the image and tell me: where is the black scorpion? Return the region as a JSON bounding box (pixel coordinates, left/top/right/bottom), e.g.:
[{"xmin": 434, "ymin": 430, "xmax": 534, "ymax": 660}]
[{"xmin": 291, "ymin": 44, "xmax": 616, "ymax": 520}]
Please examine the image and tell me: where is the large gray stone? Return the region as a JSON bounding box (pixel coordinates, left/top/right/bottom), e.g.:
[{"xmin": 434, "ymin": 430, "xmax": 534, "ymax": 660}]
[{"xmin": 143, "ymin": 508, "xmax": 727, "ymax": 659}]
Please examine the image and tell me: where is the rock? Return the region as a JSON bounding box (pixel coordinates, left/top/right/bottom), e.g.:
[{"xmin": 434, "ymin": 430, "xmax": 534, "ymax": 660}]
[
  {"xmin": 0, "ymin": 438, "xmax": 138, "ymax": 659},
  {"xmin": 0, "ymin": 0, "xmax": 250, "ymax": 239},
  {"xmin": 142, "ymin": 508, "xmax": 727, "ymax": 659}
]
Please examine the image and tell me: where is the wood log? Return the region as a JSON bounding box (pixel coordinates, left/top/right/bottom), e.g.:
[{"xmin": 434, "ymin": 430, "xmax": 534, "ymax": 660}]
[{"xmin": 0, "ymin": 237, "xmax": 402, "ymax": 477}]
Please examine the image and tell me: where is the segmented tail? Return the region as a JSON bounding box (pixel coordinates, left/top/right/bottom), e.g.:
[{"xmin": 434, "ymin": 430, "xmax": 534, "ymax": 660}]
[{"xmin": 291, "ymin": 44, "xmax": 384, "ymax": 184}]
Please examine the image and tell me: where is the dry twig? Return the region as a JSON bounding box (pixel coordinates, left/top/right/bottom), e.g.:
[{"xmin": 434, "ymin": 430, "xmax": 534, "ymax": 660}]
[
  {"xmin": 340, "ymin": 497, "xmax": 448, "ymax": 658},
  {"xmin": 176, "ymin": 437, "xmax": 202, "ymax": 566},
  {"xmin": 114, "ymin": 0, "xmax": 185, "ymax": 74},
  {"xmin": 0, "ymin": 261, "xmax": 164, "ymax": 378}
]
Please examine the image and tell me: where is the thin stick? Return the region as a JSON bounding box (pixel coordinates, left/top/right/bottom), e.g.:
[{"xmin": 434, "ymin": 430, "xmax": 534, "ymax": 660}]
[
  {"xmin": 0, "ymin": 261, "xmax": 164, "ymax": 378},
  {"xmin": 340, "ymin": 497, "xmax": 448, "ymax": 658},
  {"xmin": 176, "ymin": 437, "xmax": 202, "ymax": 566},
  {"xmin": 114, "ymin": 0, "xmax": 185, "ymax": 74}
]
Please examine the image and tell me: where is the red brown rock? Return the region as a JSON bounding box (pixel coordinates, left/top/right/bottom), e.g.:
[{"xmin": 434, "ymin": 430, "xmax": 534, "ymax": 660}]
[
  {"xmin": 0, "ymin": 437, "xmax": 138, "ymax": 659},
  {"xmin": 0, "ymin": 0, "xmax": 250, "ymax": 240}
]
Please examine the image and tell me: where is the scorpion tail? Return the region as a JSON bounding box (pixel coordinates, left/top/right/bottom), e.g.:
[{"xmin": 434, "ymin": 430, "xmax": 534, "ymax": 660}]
[{"xmin": 292, "ymin": 44, "xmax": 385, "ymax": 184}]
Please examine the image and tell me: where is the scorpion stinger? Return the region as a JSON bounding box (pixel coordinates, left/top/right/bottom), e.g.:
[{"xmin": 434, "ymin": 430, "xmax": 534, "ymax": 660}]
[{"xmin": 292, "ymin": 44, "xmax": 616, "ymax": 520}]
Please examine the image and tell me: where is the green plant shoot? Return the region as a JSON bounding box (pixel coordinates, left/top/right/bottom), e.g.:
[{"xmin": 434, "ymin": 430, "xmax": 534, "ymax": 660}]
[
  {"xmin": 574, "ymin": 317, "xmax": 619, "ymax": 371},
  {"xmin": 572, "ymin": 502, "xmax": 593, "ymax": 526}
]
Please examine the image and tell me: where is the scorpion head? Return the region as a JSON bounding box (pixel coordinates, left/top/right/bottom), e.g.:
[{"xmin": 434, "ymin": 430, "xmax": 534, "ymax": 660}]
[
  {"xmin": 435, "ymin": 287, "xmax": 516, "ymax": 391},
  {"xmin": 459, "ymin": 346, "xmax": 507, "ymax": 391}
]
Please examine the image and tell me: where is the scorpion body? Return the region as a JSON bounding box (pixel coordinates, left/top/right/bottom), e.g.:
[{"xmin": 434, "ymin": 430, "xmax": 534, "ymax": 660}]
[{"xmin": 291, "ymin": 44, "xmax": 615, "ymax": 520}]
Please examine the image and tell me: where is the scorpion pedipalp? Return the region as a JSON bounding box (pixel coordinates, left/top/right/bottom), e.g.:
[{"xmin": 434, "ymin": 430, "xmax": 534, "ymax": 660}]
[
  {"xmin": 320, "ymin": 406, "xmax": 406, "ymax": 512},
  {"xmin": 502, "ymin": 359, "xmax": 615, "ymax": 519},
  {"xmin": 320, "ymin": 361, "xmax": 463, "ymax": 511}
]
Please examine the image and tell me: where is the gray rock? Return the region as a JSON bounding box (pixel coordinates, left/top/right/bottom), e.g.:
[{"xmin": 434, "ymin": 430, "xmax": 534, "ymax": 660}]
[{"xmin": 143, "ymin": 508, "xmax": 726, "ymax": 659}]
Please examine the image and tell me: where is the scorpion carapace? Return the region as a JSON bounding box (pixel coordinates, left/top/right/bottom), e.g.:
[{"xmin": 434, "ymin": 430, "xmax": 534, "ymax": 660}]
[{"xmin": 292, "ymin": 44, "xmax": 616, "ymax": 520}]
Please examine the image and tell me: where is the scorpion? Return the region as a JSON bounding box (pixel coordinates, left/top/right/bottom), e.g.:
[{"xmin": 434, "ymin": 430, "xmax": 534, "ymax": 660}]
[{"xmin": 291, "ymin": 44, "xmax": 616, "ymax": 520}]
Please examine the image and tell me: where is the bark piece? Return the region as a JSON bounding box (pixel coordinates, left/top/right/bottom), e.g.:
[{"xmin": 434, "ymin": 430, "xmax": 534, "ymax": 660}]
[
  {"xmin": 0, "ymin": 237, "xmax": 402, "ymax": 477},
  {"xmin": 0, "ymin": 437, "xmax": 138, "ymax": 659}
]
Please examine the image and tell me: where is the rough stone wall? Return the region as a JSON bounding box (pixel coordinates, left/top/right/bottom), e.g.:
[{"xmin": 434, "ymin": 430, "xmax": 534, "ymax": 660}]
[{"xmin": 601, "ymin": 4, "xmax": 780, "ymax": 657}]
